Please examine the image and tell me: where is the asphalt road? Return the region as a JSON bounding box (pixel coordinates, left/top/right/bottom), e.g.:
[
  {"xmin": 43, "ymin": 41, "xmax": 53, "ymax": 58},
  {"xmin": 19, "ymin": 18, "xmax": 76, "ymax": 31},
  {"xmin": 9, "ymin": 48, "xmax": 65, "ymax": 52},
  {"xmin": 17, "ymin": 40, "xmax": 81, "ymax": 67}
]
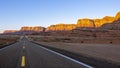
[{"xmin": 0, "ymin": 37, "xmax": 92, "ymax": 68}]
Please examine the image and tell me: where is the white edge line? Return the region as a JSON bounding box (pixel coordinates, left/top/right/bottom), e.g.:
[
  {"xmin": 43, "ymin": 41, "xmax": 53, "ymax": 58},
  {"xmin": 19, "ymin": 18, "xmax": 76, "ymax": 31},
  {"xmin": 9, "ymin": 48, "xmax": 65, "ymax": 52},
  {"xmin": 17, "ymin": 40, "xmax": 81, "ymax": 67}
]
[
  {"xmin": 38, "ymin": 45, "xmax": 93, "ymax": 68},
  {"xmin": 0, "ymin": 43, "xmax": 15, "ymax": 51}
]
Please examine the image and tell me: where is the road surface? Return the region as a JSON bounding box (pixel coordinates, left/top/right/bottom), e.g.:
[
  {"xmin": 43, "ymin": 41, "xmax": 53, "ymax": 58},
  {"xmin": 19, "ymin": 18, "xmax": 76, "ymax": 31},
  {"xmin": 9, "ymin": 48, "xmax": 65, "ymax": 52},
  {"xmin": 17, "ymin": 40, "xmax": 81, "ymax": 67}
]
[{"xmin": 0, "ymin": 37, "xmax": 92, "ymax": 68}]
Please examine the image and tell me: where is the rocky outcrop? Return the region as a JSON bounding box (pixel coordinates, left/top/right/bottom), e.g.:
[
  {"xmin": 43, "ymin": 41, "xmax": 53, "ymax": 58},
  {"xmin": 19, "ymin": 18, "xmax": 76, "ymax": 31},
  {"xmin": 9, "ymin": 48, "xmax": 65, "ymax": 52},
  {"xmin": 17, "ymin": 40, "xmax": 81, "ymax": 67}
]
[
  {"xmin": 100, "ymin": 19, "xmax": 120, "ymax": 30},
  {"xmin": 115, "ymin": 12, "xmax": 120, "ymax": 20},
  {"xmin": 77, "ymin": 19, "xmax": 94, "ymax": 27},
  {"xmin": 3, "ymin": 30, "xmax": 18, "ymax": 34},
  {"xmin": 3, "ymin": 11, "xmax": 120, "ymax": 34},
  {"xmin": 46, "ymin": 24, "xmax": 77, "ymax": 31},
  {"xmin": 96, "ymin": 16, "xmax": 114, "ymax": 27},
  {"xmin": 77, "ymin": 16, "xmax": 115, "ymax": 28},
  {"xmin": 100, "ymin": 12, "xmax": 120, "ymax": 30},
  {"xmin": 20, "ymin": 26, "xmax": 45, "ymax": 32}
]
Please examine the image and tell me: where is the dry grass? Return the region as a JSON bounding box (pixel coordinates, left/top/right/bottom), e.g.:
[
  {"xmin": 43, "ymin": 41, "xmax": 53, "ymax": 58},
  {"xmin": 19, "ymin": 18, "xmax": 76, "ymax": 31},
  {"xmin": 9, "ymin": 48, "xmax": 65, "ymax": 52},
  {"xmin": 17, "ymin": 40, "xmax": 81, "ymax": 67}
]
[
  {"xmin": 0, "ymin": 35, "xmax": 19, "ymax": 48},
  {"xmin": 30, "ymin": 36, "xmax": 120, "ymax": 44}
]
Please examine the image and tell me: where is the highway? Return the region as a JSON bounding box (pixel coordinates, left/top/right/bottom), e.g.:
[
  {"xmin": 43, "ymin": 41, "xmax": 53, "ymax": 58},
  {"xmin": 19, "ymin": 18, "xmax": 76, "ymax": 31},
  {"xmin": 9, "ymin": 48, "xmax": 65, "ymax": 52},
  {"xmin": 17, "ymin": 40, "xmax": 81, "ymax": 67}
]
[{"xmin": 0, "ymin": 37, "xmax": 93, "ymax": 68}]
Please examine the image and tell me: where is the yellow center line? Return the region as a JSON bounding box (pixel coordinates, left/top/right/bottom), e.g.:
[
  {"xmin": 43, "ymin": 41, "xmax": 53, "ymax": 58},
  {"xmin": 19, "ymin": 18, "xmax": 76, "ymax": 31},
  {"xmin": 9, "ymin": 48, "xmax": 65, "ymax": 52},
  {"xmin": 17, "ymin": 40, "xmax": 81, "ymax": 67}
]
[{"xmin": 21, "ymin": 56, "xmax": 25, "ymax": 67}]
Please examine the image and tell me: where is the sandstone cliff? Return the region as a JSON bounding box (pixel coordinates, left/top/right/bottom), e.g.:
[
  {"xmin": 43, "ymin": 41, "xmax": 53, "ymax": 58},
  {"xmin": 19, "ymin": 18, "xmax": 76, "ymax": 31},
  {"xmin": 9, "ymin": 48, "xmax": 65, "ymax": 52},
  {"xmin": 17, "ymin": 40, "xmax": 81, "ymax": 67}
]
[
  {"xmin": 77, "ymin": 16, "xmax": 115, "ymax": 28},
  {"xmin": 100, "ymin": 12, "xmax": 120, "ymax": 30},
  {"xmin": 3, "ymin": 11, "xmax": 120, "ymax": 34},
  {"xmin": 100, "ymin": 19, "xmax": 120, "ymax": 30},
  {"xmin": 115, "ymin": 12, "xmax": 120, "ymax": 20},
  {"xmin": 20, "ymin": 26, "xmax": 45, "ymax": 32},
  {"xmin": 46, "ymin": 24, "xmax": 77, "ymax": 31},
  {"xmin": 77, "ymin": 19, "xmax": 94, "ymax": 27},
  {"xmin": 3, "ymin": 30, "xmax": 18, "ymax": 34},
  {"xmin": 77, "ymin": 11, "xmax": 120, "ymax": 28}
]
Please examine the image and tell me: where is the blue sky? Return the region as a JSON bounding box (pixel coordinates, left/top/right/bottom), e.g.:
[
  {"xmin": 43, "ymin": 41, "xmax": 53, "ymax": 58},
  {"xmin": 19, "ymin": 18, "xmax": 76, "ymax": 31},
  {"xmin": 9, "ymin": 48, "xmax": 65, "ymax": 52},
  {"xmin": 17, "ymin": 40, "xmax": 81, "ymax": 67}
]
[{"xmin": 0, "ymin": 0, "xmax": 120, "ymax": 33}]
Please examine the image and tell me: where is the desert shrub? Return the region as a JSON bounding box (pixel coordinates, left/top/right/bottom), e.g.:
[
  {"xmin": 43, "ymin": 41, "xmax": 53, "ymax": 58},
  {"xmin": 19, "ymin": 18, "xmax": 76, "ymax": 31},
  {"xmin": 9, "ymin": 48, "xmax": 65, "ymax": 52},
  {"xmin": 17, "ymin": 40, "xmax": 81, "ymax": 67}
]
[
  {"xmin": 81, "ymin": 41, "xmax": 84, "ymax": 43},
  {"xmin": 110, "ymin": 41, "xmax": 112, "ymax": 44}
]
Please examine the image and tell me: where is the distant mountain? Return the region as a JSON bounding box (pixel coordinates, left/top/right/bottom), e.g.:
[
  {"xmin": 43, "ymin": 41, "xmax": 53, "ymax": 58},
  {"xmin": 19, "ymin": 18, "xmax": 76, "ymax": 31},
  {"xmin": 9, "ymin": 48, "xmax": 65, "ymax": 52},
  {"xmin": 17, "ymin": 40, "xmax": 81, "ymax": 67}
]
[
  {"xmin": 77, "ymin": 16, "xmax": 114, "ymax": 28},
  {"xmin": 115, "ymin": 12, "xmax": 120, "ymax": 20},
  {"xmin": 46, "ymin": 24, "xmax": 77, "ymax": 31},
  {"xmin": 100, "ymin": 19, "xmax": 120, "ymax": 30},
  {"xmin": 3, "ymin": 11, "xmax": 120, "ymax": 34},
  {"xmin": 100, "ymin": 12, "xmax": 120, "ymax": 30},
  {"xmin": 20, "ymin": 26, "xmax": 45, "ymax": 32},
  {"xmin": 46, "ymin": 11, "xmax": 120, "ymax": 31},
  {"xmin": 3, "ymin": 26, "xmax": 45, "ymax": 35},
  {"xmin": 3, "ymin": 30, "xmax": 18, "ymax": 34}
]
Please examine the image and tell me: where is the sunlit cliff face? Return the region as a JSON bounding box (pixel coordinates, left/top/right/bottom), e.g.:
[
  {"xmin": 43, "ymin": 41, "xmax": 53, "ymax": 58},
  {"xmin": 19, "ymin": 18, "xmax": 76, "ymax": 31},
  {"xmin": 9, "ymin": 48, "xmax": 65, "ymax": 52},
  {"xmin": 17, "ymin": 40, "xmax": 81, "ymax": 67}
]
[
  {"xmin": 77, "ymin": 16, "xmax": 115, "ymax": 28},
  {"xmin": 46, "ymin": 24, "xmax": 77, "ymax": 31},
  {"xmin": 77, "ymin": 19, "xmax": 94, "ymax": 27},
  {"xmin": 3, "ymin": 30, "xmax": 18, "ymax": 33},
  {"xmin": 20, "ymin": 26, "xmax": 45, "ymax": 32},
  {"xmin": 47, "ymin": 12, "xmax": 120, "ymax": 31},
  {"xmin": 3, "ymin": 11, "xmax": 120, "ymax": 33},
  {"xmin": 77, "ymin": 12, "xmax": 120, "ymax": 28},
  {"xmin": 115, "ymin": 12, "xmax": 120, "ymax": 20},
  {"xmin": 16, "ymin": 12, "xmax": 120, "ymax": 32}
]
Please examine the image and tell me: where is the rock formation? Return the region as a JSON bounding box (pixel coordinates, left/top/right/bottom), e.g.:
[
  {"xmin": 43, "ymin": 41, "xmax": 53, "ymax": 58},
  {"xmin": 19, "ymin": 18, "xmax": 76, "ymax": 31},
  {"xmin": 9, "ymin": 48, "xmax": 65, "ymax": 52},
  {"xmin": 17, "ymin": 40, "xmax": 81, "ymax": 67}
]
[
  {"xmin": 3, "ymin": 26, "xmax": 45, "ymax": 34},
  {"xmin": 100, "ymin": 12, "xmax": 120, "ymax": 30},
  {"xmin": 46, "ymin": 24, "xmax": 77, "ymax": 31},
  {"xmin": 77, "ymin": 11, "xmax": 120, "ymax": 28},
  {"xmin": 100, "ymin": 19, "xmax": 120, "ymax": 30},
  {"xmin": 77, "ymin": 16, "xmax": 115, "ymax": 28},
  {"xmin": 3, "ymin": 30, "xmax": 18, "ymax": 34},
  {"xmin": 115, "ymin": 12, "xmax": 120, "ymax": 20},
  {"xmin": 77, "ymin": 19, "xmax": 94, "ymax": 27},
  {"xmin": 3, "ymin": 11, "xmax": 120, "ymax": 34},
  {"xmin": 20, "ymin": 26, "xmax": 45, "ymax": 32}
]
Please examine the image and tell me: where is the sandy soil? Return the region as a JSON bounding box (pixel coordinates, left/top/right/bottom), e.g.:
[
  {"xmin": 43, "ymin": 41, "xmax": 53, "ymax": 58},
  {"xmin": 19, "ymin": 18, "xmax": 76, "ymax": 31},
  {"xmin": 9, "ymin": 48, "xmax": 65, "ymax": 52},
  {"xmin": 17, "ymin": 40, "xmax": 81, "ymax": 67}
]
[
  {"xmin": 34, "ymin": 41, "xmax": 120, "ymax": 65},
  {"xmin": 29, "ymin": 35, "xmax": 120, "ymax": 65}
]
